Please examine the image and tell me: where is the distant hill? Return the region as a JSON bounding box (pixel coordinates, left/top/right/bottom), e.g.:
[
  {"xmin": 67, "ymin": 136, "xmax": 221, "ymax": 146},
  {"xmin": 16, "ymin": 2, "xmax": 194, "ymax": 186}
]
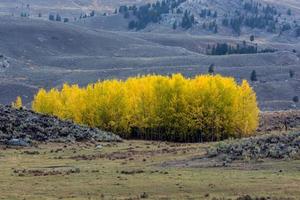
[
  {"xmin": 108, "ymin": 0, "xmax": 300, "ymax": 38},
  {"xmin": 0, "ymin": 0, "xmax": 299, "ymax": 111},
  {"xmin": 0, "ymin": 0, "xmax": 156, "ymax": 18}
]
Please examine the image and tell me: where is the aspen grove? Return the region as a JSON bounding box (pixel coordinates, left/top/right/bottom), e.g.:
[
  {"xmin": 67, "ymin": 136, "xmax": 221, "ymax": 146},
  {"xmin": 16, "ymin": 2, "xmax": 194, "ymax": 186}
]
[{"xmin": 32, "ymin": 74, "xmax": 259, "ymax": 142}]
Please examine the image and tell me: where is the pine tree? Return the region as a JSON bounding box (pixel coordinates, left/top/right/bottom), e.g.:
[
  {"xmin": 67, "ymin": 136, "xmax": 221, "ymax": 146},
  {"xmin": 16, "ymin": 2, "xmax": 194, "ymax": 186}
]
[
  {"xmin": 289, "ymin": 70, "xmax": 295, "ymax": 78},
  {"xmin": 172, "ymin": 21, "xmax": 177, "ymax": 30},
  {"xmin": 208, "ymin": 64, "xmax": 215, "ymax": 74},
  {"xmin": 251, "ymin": 70, "xmax": 258, "ymax": 82},
  {"xmin": 56, "ymin": 14, "xmax": 61, "ymax": 22},
  {"xmin": 293, "ymin": 96, "xmax": 299, "ymax": 103},
  {"xmin": 49, "ymin": 14, "xmax": 55, "ymax": 21}
]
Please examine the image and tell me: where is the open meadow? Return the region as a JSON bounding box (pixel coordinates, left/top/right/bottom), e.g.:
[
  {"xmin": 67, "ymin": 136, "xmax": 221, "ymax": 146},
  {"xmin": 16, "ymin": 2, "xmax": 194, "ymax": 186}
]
[{"xmin": 0, "ymin": 138, "xmax": 300, "ymax": 200}]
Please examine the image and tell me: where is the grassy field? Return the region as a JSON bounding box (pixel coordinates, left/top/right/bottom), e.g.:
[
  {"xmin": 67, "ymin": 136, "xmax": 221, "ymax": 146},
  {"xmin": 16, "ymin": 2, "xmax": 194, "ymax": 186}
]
[{"xmin": 0, "ymin": 140, "xmax": 299, "ymax": 200}]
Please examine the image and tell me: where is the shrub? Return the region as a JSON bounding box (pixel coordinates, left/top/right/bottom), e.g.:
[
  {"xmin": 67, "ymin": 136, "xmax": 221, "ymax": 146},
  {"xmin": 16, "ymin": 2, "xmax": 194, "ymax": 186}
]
[
  {"xmin": 289, "ymin": 69, "xmax": 295, "ymax": 78},
  {"xmin": 32, "ymin": 74, "xmax": 259, "ymax": 142},
  {"xmin": 293, "ymin": 96, "xmax": 299, "ymax": 103},
  {"xmin": 12, "ymin": 96, "xmax": 23, "ymax": 109}
]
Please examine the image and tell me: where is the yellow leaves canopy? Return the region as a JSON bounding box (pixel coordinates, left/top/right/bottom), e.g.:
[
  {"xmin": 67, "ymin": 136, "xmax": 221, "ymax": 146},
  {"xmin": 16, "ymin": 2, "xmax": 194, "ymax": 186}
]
[
  {"xmin": 12, "ymin": 96, "xmax": 23, "ymax": 109},
  {"xmin": 32, "ymin": 74, "xmax": 259, "ymax": 142}
]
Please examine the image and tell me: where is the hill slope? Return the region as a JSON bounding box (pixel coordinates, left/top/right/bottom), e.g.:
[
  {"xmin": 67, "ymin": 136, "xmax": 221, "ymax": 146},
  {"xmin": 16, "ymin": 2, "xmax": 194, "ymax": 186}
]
[
  {"xmin": 0, "ymin": 15, "xmax": 299, "ymax": 110},
  {"xmin": 0, "ymin": 0, "xmax": 300, "ymax": 111}
]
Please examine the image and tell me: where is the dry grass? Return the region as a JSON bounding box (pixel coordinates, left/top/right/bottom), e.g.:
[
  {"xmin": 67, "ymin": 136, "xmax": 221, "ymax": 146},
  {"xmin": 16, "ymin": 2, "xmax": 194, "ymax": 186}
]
[{"xmin": 0, "ymin": 140, "xmax": 299, "ymax": 199}]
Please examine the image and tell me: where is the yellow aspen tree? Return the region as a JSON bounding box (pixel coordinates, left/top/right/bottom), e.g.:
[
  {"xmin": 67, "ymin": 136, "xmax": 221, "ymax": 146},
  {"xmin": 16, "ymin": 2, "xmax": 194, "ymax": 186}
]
[
  {"xmin": 32, "ymin": 74, "xmax": 259, "ymax": 142},
  {"xmin": 12, "ymin": 96, "xmax": 23, "ymax": 109},
  {"xmin": 236, "ymin": 80, "xmax": 259, "ymax": 137}
]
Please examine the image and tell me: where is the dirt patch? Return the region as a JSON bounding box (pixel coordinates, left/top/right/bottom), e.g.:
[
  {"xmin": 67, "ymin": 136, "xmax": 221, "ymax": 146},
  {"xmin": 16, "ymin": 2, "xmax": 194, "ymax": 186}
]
[{"xmin": 70, "ymin": 146, "xmax": 197, "ymax": 161}]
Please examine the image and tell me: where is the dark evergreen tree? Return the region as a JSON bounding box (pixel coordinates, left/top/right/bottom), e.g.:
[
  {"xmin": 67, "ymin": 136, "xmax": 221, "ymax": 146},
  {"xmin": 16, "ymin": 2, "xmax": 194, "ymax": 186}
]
[
  {"xmin": 128, "ymin": 20, "xmax": 136, "ymax": 29},
  {"xmin": 56, "ymin": 14, "xmax": 61, "ymax": 22},
  {"xmin": 119, "ymin": 5, "xmax": 128, "ymax": 14},
  {"xmin": 281, "ymin": 23, "xmax": 291, "ymax": 32},
  {"xmin": 90, "ymin": 10, "xmax": 95, "ymax": 17},
  {"xmin": 49, "ymin": 14, "xmax": 55, "ymax": 21},
  {"xmin": 289, "ymin": 69, "xmax": 295, "ymax": 78},
  {"xmin": 123, "ymin": 0, "xmax": 187, "ymax": 30},
  {"xmin": 222, "ymin": 18, "xmax": 229, "ymax": 26},
  {"xmin": 213, "ymin": 11, "xmax": 217, "ymax": 18},
  {"xmin": 251, "ymin": 70, "xmax": 258, "ymax": 82},
  {"xmin": 172, "ymin": 21, "xmax": 177, "ymax": 30},
  {"xmin": 293, "ymin": 96, "xmax": 299, "ymax": 103},
  {"xmin": 181, "ymin": 10, "xmax": 193, "ymax": 29},
  {"xmin": 296, "ymin": 27, "xmax": 300, "ymax": 37},
  {"xmin": 208, "ymin": 64, "xmax": 215, "ymax": 74},
  {"xmin": 124, "ymin": 11, "xmax": 130, "ymax": 18}
]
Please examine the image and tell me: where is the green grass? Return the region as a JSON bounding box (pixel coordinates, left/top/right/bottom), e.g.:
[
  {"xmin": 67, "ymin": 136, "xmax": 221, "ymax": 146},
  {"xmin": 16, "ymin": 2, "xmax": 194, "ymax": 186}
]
[{"xmin": 0, "ymin": 141, "xmax": 299, "ymax": 200}]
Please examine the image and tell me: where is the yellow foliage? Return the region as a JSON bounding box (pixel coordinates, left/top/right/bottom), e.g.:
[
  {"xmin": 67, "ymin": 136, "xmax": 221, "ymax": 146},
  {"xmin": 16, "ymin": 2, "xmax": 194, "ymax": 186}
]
[
  {"xmin": 32, "ymin": 74, "xmax": 259, "ymax": 142},
  {"xmin": 12, "ymin": 96, "xmax": 23, "ymax": 109}
]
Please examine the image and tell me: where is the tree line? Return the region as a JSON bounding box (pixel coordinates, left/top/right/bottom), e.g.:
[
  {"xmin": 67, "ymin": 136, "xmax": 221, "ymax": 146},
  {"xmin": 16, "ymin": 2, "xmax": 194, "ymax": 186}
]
[
  {"xmin": 125, "ymin": 0, "xmax": 186, "ymax": 30},
  {"xmin": 207, "ymin": 42, "xmax": 277, "ymax": 55}
]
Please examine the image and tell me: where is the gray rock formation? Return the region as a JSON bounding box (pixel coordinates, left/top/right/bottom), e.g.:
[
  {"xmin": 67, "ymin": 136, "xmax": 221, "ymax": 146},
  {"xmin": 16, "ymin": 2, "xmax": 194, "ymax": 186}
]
[
  {"xmin": 0, "ymin": 105, "xmax": 122, "ymax": 146},
  {"xmin": 207, "ymin": 132, "xmax": 300, "ymax": 162}
]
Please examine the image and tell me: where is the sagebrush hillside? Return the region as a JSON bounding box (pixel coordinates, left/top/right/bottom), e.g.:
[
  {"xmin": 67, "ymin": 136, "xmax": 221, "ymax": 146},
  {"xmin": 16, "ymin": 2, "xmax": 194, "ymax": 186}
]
[{"xmin": 0, "ymin": 0, "xmax": 299, "ymax": 111}]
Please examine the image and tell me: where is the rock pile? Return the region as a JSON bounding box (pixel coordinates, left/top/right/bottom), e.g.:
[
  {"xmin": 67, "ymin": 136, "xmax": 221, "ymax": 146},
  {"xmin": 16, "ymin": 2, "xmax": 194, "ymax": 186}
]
[
  {"xmin": 0, "ymin": 105, "xmax": 122, "ymax": 146},
  {"xmin": 207, "ymin": 132, "xmax": 300, "ymax": 162}
]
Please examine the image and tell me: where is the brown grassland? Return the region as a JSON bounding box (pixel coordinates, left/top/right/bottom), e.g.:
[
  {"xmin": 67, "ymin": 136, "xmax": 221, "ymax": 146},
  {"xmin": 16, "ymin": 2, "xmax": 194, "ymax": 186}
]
[{"xmin": 0, "ymin": 136, "xmax": 299, "ymax": 200}]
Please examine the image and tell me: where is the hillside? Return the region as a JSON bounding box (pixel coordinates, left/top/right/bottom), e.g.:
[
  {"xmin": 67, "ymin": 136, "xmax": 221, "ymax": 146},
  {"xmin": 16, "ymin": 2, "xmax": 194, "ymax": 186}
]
[
  {"xmin": 0, "ymin": 0, "xmax": 156, "ymax": 19},
  {"xmin": 0, "ymin": 1, "xmax": 299, "ymax": 199},
  {"xmin": 0, "ymin": 0, "xmax": 299, "ymax": 111},
  {"xmin": 108, "ymin": 0, "xmax": 300, "ymax": 38},
  {"xmin": 0, "ymin": 15, "xmax": 299, "ymax": 111}
]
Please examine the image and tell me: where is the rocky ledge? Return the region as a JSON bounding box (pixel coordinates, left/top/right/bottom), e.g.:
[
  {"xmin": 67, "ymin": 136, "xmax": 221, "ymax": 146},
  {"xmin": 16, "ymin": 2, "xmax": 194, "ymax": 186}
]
[
  {"xmin": 0, "ymin": 105, "xmax": 122, "ymax": 146},
  {"xmin": 207, "ymin": 132, "xmax": 300, "ymax": 163}
]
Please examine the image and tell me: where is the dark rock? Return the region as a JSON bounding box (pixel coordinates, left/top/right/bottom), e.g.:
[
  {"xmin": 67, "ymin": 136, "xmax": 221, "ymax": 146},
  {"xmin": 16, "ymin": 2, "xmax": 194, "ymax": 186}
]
[
  {"xmin": 0, "ymin": 105, "xmax": 122, "ymax": 146},
  {"xmin": 6, "ymin": 139, "xmax": 30, "ymax": 147}
]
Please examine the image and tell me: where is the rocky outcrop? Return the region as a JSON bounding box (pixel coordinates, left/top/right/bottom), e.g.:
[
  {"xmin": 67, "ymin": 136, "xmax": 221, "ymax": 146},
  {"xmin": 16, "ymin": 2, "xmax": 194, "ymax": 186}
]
[
  {"xmin": 0, "ymin": 105, "xmax": 122, "ymax": 146},
  {"xmin": 207, "ymin": 132, "xmax": 300, "ymax": 162}
]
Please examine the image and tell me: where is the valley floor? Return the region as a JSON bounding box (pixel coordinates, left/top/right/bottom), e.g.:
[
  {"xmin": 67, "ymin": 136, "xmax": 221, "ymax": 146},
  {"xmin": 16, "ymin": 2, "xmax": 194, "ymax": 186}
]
[{"xmin": 0, "ymin": 140, "xmax": 299, "ymax": 199}]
